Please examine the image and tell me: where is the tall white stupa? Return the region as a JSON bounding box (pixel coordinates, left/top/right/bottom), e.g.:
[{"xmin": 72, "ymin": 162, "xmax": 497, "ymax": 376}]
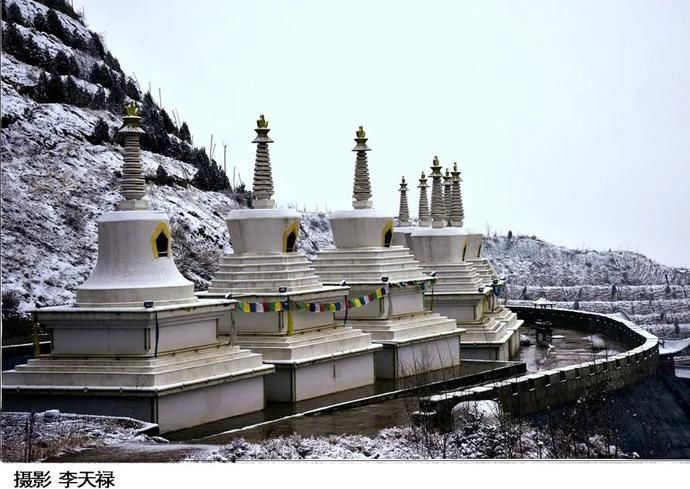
[
  {"xmin": 311, "ymin": 128, "xmax": 462, "ymax": 379},
  {"xmin": 2, "ymin": 104, "xmax": 274, "ymax": 433},
  {"xmin": 407, "ymin": 158, "xmax": 522, "ymax": 360},
  {"xmin": 201, "ymin": 116, "xmax": 380, "ymax": 401}
]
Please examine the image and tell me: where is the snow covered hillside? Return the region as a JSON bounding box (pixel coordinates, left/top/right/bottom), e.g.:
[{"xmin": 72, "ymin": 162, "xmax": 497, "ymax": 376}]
[
  {"xmin": 1, "ymin": 0, "xmax": 245, "ymax": 315},
  {"xmin": 482, "ymin": 234, "xmax": 689, "ymax": 287}
]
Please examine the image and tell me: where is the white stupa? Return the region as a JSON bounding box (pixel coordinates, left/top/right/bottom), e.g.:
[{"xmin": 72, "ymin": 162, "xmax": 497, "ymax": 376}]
[
  {"xmin": 311, "ymin": 128, "xmax": 462, "ymax": 379},
  {"xmin": 201, "ymin": 116, "xmax": 380, "ymax": 402},
  {"xmin": 407, "ymin": 158, "xmax": 523, "ymax": 360},
  {"xmin": 2, "ymin": 104, "xmax": 274, "ymax": 433}
]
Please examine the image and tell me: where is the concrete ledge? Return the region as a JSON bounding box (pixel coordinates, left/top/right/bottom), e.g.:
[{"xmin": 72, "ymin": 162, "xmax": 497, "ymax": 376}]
[
  {"xmin": 2, "ymin": 363, "xmax": 276, "ymax": 397},
  {"xmin": 266, "ymin": 344, "xmax": 383, "ymax": 367},
  {"xmin": 374, "ymin": 329, "xmax": 462, "ymax": 347}
]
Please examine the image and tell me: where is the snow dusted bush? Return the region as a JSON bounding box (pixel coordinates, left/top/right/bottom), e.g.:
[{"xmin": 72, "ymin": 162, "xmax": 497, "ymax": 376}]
[
  {"xmin": 215, "ymin": 407, "xmax": 626, "ymax": 460},
  {"xmin": 1, "ymin": 288, "xmax": 23, "ymax": 317},
  {"xmin": 0, "ymin": 412, "xmax": 153, "ymax": 462}
]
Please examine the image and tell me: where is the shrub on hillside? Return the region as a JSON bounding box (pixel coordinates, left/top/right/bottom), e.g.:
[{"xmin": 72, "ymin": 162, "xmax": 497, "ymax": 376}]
[
  {"xmin": 1, "ymin": 289, "xmax": 22, "ymax": 318},
  {"xmin": 88, "ymin": 118, "xmax": 111, "ymax": 145}
]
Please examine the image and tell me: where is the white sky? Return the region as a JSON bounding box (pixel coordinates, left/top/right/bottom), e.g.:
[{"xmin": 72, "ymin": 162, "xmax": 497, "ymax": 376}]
[{"xmin": 73, "ymin": 0, "xmax": 690, "ymax": 267}]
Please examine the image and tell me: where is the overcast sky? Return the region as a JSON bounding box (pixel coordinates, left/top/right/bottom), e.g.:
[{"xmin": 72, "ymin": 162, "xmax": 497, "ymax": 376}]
[{"xmin": 74, "ymin": 0, "xmax": 690, "ymax": 267}]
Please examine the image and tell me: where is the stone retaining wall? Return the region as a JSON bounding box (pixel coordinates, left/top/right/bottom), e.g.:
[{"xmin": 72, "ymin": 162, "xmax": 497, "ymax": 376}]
[{"xmin": 421, "ymin": 307, "xmax": 659, "ymax": 425}]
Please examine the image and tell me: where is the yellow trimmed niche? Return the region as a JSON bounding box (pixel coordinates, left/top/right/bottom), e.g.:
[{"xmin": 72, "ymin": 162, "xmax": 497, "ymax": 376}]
[
  {"xmin": 381, "ymin": 219, "xmax": 394, "ymax": 247},
  {"xmin": 477, "ymin": 242, "xmax": 483, "ymax": 259},
  {"xmin": 150, "ymin": 222, "xmax": 172, "ymax": 259},
  {"xmin": 283, "ymin": 220, "xmax": 300, "ymax": 252}
]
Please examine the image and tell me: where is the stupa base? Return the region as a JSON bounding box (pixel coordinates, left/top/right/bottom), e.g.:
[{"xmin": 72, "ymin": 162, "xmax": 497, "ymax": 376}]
[
  {"xmin": 334, "ymin": 310, "xmax": 463, "ymax": 379},
  {"xmin": 373, "ymin": 331, "xmax": 462, "ymax": 379},
  {"xmin": 424, "ymin": 291, "xmax": 489, "ymax": 323},
  {"xmin": 262, "ymin": 346, "xmax": 380, "ymax": 402},
  {"xmin": 2, "ymin": 345, "xmax": 274, "ymax": 433},
  {"xmin": 424, "ymin": 291, "xmax": 523, "ymax": 361},
  {"xmin": 460, "ymin": 317, "xmax": 523, "ymax": 361},
  {"xmin": 3, "ymin": 375, "xmax": 268, "ymax": 434}
]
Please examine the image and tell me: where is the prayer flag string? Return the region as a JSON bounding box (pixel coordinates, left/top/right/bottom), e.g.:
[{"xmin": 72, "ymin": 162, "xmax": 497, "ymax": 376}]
[{"xmin": 233, "ymin": 278, "xmax": 435, "ymax": 313}]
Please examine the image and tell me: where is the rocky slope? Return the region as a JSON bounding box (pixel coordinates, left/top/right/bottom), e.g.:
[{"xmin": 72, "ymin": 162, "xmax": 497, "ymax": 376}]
[{"xmin": 1, "ymin": 0, "xmax": 242, "ymax": 315}]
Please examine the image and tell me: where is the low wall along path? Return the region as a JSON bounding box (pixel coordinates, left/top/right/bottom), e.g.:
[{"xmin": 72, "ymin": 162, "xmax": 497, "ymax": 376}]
[{"xmin": 421, "ymin": 307, "xmax": 659, "ymax": 425}]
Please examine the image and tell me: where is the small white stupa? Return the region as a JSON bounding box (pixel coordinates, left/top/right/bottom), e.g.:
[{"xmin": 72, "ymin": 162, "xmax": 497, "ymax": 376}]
[
  {"xmin": 2, "ymin": 104, "xmax": 273, "ymax": 433},
  {"xmin": 311, "ymin": 128, "xmax": 462, "ymax": 379},
  {"xmin": 201, "ymin": 116, "xmax": 380, "ymax": 402},
  {"xmin": 393, "ymin": 170, "xmax": 431, "ymax": 250},
  {"xmin": 407, "ymin": 158, "xmax": 523, "ymax": 360}
]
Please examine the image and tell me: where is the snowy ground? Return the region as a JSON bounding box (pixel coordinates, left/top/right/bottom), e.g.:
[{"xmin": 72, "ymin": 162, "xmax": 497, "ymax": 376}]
[
  {"xmin": 0, "ymin": 411, "xmax": 161, "ymax": 462},
  {"xmin": 0, "ymin": 408, "xmax": 627, "ymax": 461}
]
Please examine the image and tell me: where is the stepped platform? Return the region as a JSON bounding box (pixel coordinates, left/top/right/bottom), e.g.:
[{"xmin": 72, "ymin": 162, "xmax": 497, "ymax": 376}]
[
  {"xmin": 337, "ymin": 311, "xmax": 464, "ymax": 378},
  {"xmin": 312, "ymin": 246, "xmax": 428, "ymax": 284},
  {"xmin": 2, "ymin": 301, "xmax": 275, "ymax": 433},
  {"xmin": 468, "ymin": 257, "xmax": 500, "ymax": 286},
  {"xmin": 313, "ymin": 243, "xmax": 463, "ymax": 379},
  {"xmin": 203, "ymin": 246, "xmax": 379, "ymax": 401},
  {"xmin": 207, "ymin": 253, "xmax": 323, "ymax": 295}
]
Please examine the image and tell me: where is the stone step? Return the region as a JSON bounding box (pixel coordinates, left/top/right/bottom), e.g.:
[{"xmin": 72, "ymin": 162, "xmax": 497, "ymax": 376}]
[
  {"xmin": 218, "ymin": 261, "xmax": 315, "ymax": 272},
  {"xmin": 312, "ymin": 259, "xmax": 421, "ymax": 269},
  {"xmin": 238, "ymin": 325, "xmax": 362, "ymax": 346},
  {"xmin": 461, "ymin": 322, "xmax": 515, "ymax": 344},
  {"xmin": 425, "ymin": 274, "xmax": 481, "ymax": 282},
  {"xmin": 420, "ymin": 267, "xmax": 477, "ymax": 275},
  {"xmin": 13, "ymin": 352, "xmax": 263, "ymax": 381},
  {"xmin": 317, "ymin": 246, "xmax": 414, "ymax": 258},
  {"xmin": 315, "ymin": 253, "xmax": 416, "ymax": 262},
  {"xmin": 221, "ymin": 255, "xmax": 311, "ymax": 266},
  {"xmin": 20, "ymin": 344, "xmax": 245, "ymax": 367},
  {"xmin": 6, "ymin": 349, "xmax": 267, "ymax": 388},
  {"xmin": 208, "ymin": 276, "xmax": 323, "ymax": 294},
  {"xmin": 18, "ymin": 345, "xmax": 255, "ymax": 371},
  {"xmin": 461, "ymin": 317, "xmax": 505, "ymax": 335},
  {"xmin": 214, "ymin": 268, "xmax": 318, "ymax": 280},
  {"xmin": 315, "ymin": 268, "xmax": 428, "ymax": 282},
  {"xmin": 238, "ymin": 327, "xmax": 374, "ymax": 361},
  {"xmin": 348, "ymin": 313, "xmax": 458, "ymax": 342},
  {"xmin": 422, "ymin": 263, "xmax": 475, "ymax": 268}
]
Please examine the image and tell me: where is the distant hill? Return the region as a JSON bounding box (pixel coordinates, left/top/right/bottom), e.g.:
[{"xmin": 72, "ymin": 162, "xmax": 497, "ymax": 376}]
[{"xmin": 482, "ymin": 234, "xmax": 689, "ymax": 287}]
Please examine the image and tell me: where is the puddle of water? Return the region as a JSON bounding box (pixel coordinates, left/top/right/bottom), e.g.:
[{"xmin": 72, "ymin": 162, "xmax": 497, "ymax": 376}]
[
  {"xmin": 167, "ymin": 360, "xmax": 522, "ymax": 443},
  {"xmin": 519, "ymin": 326, "xmax": 625, "ymax": 372}
]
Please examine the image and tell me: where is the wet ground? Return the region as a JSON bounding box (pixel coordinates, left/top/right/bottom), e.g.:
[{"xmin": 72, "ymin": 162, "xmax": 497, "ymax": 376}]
[
  {"xmin": 45, "ymin": 442, "xmax": 220, "ymax": 463},
  {"xmin": 519, "ymin": 327, "xmax": 625, "ymax": 372},
  {"xmin": 169, "ymin": 359, "xmax": 523, "ymax": 443}
]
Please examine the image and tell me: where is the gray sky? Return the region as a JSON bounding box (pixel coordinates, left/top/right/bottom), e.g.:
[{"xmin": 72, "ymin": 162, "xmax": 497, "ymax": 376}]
[{"xmin": 74, "ymin": 0, "xmax": 690, "ymax": 267}]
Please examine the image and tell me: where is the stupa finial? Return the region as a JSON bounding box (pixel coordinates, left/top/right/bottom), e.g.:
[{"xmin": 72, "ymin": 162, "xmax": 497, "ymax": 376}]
[
  {"xmin": 257, "ymin": 114, "xmax": 268, "ymax": 128},
  {"xmin": 352, "ymin": 125, "xmax": 372, "ymax": 209},
  {"xmin": 429, "ymin": 156, "xmax": 446, "ymax": 228},
  {"xmin": 417, "ymin": 171, "xmax": 430, "ymax": 227},
  {"xmin": 450, "ymin": 162, "xmax": 464, "ymax": 227},
  {"xmin": 251, "ymin": 113, "xmax": 275, "ymax": 209},
  {"xmin": 117, "ymin": 102, "xmax": 147, "ymax": 210},
  {"xmin": 443, "ymin": 168, "xmax": 452, "ymax": 224},
  {"xmin": 398, "ymin": 176, "xmax": 410, "ymax": 226}
]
